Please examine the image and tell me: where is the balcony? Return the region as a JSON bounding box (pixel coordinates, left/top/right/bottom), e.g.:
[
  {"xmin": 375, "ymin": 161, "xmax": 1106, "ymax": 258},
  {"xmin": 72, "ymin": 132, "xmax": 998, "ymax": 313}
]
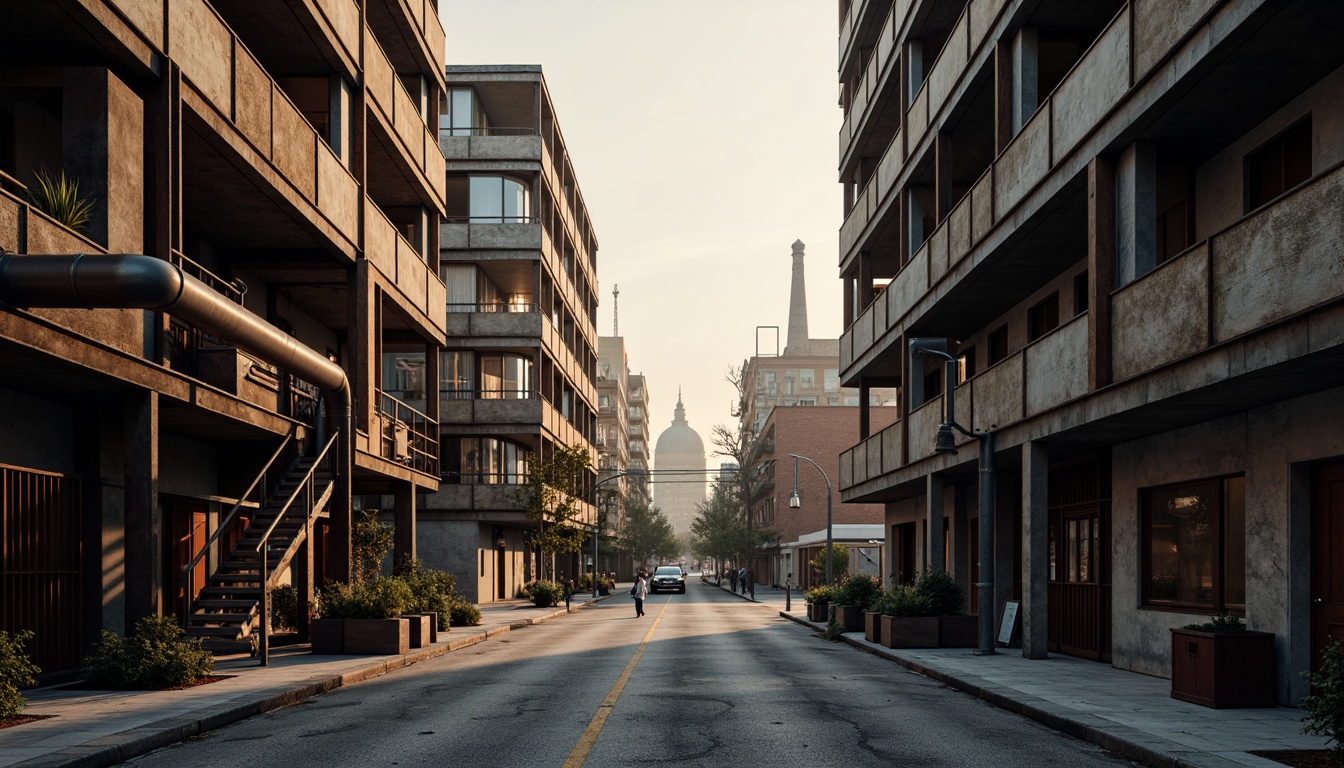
[
  {"xmin": 366, "ymin": 201, "xmax": 447, "ymax": 336},
  {"xmin": 363, "ymin": 26, "xmax": 445, "ymax": 210},
  {"xmin": 376, "ymin": 389, "xmax": 439, "ymax": 477},
  {"xmin": 440, "ymin": 127, "xmax": 542, "ymax": 162},
  {"xmin": 440, "ymin": 218, "xmax": 543, "ymax": 251},
  {"xmin": 366, "ymin": 0, "xmax": 447, "ymax": 88}
]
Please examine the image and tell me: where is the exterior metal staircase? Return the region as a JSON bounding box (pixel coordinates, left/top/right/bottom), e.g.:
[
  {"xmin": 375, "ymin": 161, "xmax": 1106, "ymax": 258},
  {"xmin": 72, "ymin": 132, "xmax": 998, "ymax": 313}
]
[{"xmin": 182, "ymin": 434, "xmax": 336, "ymax": 653}]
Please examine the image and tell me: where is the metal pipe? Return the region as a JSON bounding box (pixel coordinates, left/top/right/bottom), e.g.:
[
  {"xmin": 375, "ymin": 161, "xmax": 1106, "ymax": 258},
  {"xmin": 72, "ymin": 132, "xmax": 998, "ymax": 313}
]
[{"xmin": 0, "ymin": 252, "xmax": 354, "ymax": 583}]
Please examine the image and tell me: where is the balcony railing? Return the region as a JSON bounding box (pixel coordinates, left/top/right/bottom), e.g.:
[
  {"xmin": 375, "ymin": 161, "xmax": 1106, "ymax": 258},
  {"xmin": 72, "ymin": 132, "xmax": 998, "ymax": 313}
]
[
  {"xmin": 440, "ymin": 470, "xmax": 531, "ymax": 486},
  {"xmin": 376, "ymin": 389, "xmax": 439, "ymax": 476},
  {"xmin": 170, "ymin": 249, "xmax": 245, "ymax": 304},
  {"xmin": 438, "ymin": 126, "xmax": 537, "ymax": 138},
  {"xmin": 443, "ymin": 215, "xmax": 538, "ymax": 224},
  {"xmin": 446, "ymin": 301, "xmax": 540, "ymax": 314},
  {"xmin": 440, "ymin": 387, "xmax": 535, "ymax": 401}
]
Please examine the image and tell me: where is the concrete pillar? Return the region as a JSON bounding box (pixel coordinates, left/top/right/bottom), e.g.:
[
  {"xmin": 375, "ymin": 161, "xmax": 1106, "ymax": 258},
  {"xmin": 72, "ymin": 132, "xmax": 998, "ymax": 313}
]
[
  {"xmin": 993, "ymin": 41, "xmax": 1014, "ymax": 153},
  {"xmin": 905, "ymin": 190, "xmax": 925, "ymax": 256},
  {"xmin": 926, "ymin": 474, "xmax": 945, "ymax": 572},
  {"xmin": 62, "ymin": 68, "xmax": 144, "ymax": 254},
  {"xmin": 1021, "ymin": 441, "xmax": 1049, "ymax": 659},
  {"xmin": 904, "ymin": 41, "xmax": 924, "ymax": 107},
  {"xmin": 123, "ymin": 391, "xmax": 160, "ymax": 622},
  {"xmin": 995, "ymin": 475, "xmax": 1016, "ymax": 626},
  {"xmin": 950, "ymin": 484, "xmax": 970, "ymax": 589},
  {"xmin": 934, "ymin": 132, "xmax": 953, "ymax": 223},
  {"xmin": 394, "ymin": 481, "xmax": 417, "ymax": 564},
  {"xmin": 1012, "ymin": 28, "xmax": 1039, "ymax": 133},
  {"xmin": 1087, "ymin": 156, "xmax": 1116, "ymax": 390},
  {"xmin": 1116, "ymin": 142, "xmax": 1157, "ymax": 286}
]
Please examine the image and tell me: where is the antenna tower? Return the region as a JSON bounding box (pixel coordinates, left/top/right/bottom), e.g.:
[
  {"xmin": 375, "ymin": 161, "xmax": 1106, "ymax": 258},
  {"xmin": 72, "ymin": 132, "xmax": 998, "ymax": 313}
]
[{"xmin": 612, "ymin": 284, "xmax": 620, "ymax": 335}]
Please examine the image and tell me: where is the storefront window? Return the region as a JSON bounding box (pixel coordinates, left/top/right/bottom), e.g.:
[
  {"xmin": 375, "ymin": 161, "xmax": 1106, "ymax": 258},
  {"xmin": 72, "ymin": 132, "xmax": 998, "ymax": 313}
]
[{"xmin": 1143, "ymin": 475, "xmax": 1246, "ymax": 612}]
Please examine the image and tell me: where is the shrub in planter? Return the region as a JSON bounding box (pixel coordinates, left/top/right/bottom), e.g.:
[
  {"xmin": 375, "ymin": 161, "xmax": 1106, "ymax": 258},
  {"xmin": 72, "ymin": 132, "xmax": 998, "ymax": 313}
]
[
  {"xmin": 84, "ymin": 616, "xmax": 214, "ymax": 689},
  {"xmin": 804, "ymin": 584, "xmax": 837, "ymax": 605},
  {"xmin": 448, "ymin": 598, "xmax": 482, "ymax": 627},
  {"xmin": 523, "ymin": 580, "xmax": 565, "ymax": 608},
  {"xmin": 395, "ymin": 558, "xmax": 457, "ymax": 630},
  {"xmin": 317, "ymin": 576, "xmax": 412, "ymax": 620},
  {"xmin": 835, "ymin": 575, "xmax": 882, "ymax": 608},
  {"xmin": 270, "ymin": 584, "xmax": 301, "ymax": 632},
  {"xmin": 914, "ymin": 570, "xmax": 965, "ymax": 616},
  {"xmin": 1303, "ymin": 638, "xmax": 1344, "ymax": 758},
  {"xmin": 0, "ymin": 630, "xmax": 39, "ymax": 717},
  {"xmin": 874, "ymin": 584, "xmax": 929, "ymax": 617}
]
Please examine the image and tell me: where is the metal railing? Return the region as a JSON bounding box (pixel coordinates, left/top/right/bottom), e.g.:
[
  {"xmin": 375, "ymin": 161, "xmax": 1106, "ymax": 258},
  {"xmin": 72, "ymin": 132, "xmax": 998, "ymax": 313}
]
[
  {"xmin": 438, "ymin": 126, "xmax": 537, "ymax": 138},
  {"xmin": 180, "ymin": 432, "xmax": 294, "ymax": 636},
  {"xmin": 441, "ymin": 387, "xmax": 536, "ymax": 400},
  {"xmin": 441, "ymin": 469, "xmax": 530, "ymax": 486},
  {"xmin": 377, "ymin": 389, "xmax": 439, "ymax": 476},
  {"xmin": 442, "ymin": 215, "xmax": 537, "ymax": 224},
  {"xmin": 256, "ymin": 432, "xmax": 338, "ymax": 666},
  {"xmin": 170, "ymin": 250, "xmax": 245, "ymax": 304},
  {"xmin": 445, "ymin": 301, "xmax": 540, "ymax": 314}
]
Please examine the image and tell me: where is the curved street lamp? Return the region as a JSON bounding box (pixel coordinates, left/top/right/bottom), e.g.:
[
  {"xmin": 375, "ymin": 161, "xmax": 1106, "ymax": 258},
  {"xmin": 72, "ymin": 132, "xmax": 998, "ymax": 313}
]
[{"xmin": 789, "ymin": 454, "xmax": 833, "ymax": 585}]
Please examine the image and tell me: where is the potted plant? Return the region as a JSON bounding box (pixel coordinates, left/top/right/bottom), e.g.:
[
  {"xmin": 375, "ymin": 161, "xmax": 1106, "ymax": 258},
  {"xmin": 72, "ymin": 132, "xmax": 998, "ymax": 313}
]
[
  {"xmin": 1170, "ymin": 614, "xmax": 1274, "ymax": 708},
  {"xmin": 876, "ymin": 571, "xmax": 974, "ymax": 648},
  {"xmin": 804, "ymin": 584, "xmax": 836, "ymax": 623},
  {"xmin": 314, "ymin": 577, "xmax": 412, "ymax": 655},
  {"xmin": 833, "ymin": 574, "xmax": 881, "ymax": 633},
  {"xmin": 917, "ymin": 570, "xmax": 976, "ymax": 648}
]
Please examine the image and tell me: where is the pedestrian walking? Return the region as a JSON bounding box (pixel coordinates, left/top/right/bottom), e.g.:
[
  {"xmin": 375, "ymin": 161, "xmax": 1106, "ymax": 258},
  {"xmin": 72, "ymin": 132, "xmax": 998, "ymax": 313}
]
[
  {"xmin": 739, "ymin": 566, "xmax": 747, "ymax": 594},
  {"xmin": 632, "ymin": 570, "xmax": 648, "ymax": 617},
  {"xmin": 564, "ymin": 579, "xmax": 574, "ymax": 612}
]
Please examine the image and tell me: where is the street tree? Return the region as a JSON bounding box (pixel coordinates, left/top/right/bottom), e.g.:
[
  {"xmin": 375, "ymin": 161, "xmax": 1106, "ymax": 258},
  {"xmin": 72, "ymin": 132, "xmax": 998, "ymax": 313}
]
[
  {"xmin": 516, "ymin": 444, "xmax": 592, "ymax": 580},
  {"xmin": 618, "ymin": 498, "xmax": 679, "ymax": 570},
  {"xmin": 810, "ymin": 543, "xmax": 850, "ymax": 583},
  {"xmin": 690, "ymin": 477, "xmax": 772, "ymax": 584},
  {"xmin": 708, "ymin": 364, "xmax": 776, "ymax": 590}
]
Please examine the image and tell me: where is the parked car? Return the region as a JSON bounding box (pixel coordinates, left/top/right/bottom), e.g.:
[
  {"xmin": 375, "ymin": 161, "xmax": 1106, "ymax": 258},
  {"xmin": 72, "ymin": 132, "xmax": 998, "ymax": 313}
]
[{"xmin": 650, "ymin": 565, "xmax": 686, "ymax": 594}]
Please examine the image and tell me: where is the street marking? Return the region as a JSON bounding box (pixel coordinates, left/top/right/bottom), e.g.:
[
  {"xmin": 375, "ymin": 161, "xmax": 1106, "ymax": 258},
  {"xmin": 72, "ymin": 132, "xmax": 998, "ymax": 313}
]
[{"xmin": 562, "ymin": 598, "xmax": 669, "ymax": 768}]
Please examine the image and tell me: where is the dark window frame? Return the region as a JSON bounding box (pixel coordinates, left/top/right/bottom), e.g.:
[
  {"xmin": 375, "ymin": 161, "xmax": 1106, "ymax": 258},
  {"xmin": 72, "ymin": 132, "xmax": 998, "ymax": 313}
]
[
  {"xmin": 1027, "ymin": 292, "xmax": 1060, "ymax": 342},
  {"xmin": 987, "ymin": 325, "xmax": 1009, "ymax": 365},
  {"xmin": 1140, "ymin": 474, "xmax": 1246, "ymax": 615},
  {"xmin": 1245, "ymin": 115, "xmax": 1312, "ymax": 213}
]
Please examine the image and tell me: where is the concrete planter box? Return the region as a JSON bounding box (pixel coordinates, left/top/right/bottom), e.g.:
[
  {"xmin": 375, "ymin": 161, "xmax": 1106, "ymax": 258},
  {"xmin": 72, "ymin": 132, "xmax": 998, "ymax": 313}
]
[
  {"xmin": 881, "ymin": 616, "xmax": 939, "ymax": 648},
  {"xmin": 864, "ymin": 611, "xmax": 883, "ymax": 644},
  {"xmin": 1170, "ymin": 629, "xmax": 1275, "ymax": 708},
  {"xmin": 835, "ymin": 605, "xmax": 865, "ymax": 633},
  {"xmin": 938, "ymin": 615, "xmax": 978, "ymax": 648},
  {"xmin": 310, "ymin": 618, "xmax": 345, "ymax": 654},
  {"xmin": 807, "ymin": 602, "xmax": 830, "ymax": 622},
  {"xmin": 403, "ymin": 614, "xmax": 432, "ymax": 649},
  {"xmin": 343, "ymin": 618, "xmax": 409, "ymax": 655}
]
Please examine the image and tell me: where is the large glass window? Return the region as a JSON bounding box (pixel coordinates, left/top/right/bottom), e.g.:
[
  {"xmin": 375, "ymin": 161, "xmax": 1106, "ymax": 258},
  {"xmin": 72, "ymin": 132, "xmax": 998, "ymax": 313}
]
[
  {"xmin": 824, "ymin": 369, "xmax": 840, "ymax": 393},
  {"xmin": 479, "ymin": 353, "xmax": 532, "ymax": 399},
  {"xmin": 441, "ymin": 350, "xmax": 474, "ymax": 400},
  {"xmin": 469, "ymin": 176, "xmax": 529, "ymax": 223},
  {"xmin": 445, "ymin": 437, "xmax": 529, "ymax": 484},
  {"xmin": 1143, "ymin": 476, "xmax": 1246, "ymax": 613},
  {"xmin": 381, "ymin": 351, "xmax": 425, "ymax": 412},
  {"xmin": 440, "ymin": 87, "xmax": 486, "ymax": 137}
]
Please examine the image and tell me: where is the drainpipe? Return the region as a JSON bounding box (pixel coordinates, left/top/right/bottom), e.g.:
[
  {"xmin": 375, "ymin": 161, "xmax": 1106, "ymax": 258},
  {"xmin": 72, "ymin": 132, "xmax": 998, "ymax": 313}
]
[{"xmin": 0, "ymin": 253, "xmax": 353, "ymax": 581}]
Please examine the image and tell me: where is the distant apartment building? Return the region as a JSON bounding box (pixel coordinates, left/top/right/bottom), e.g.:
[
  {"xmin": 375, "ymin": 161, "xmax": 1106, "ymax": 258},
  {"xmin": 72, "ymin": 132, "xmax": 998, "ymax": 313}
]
[
  {"xmin": 597, "ymin": 335, "xmax": 651, "ymax": 578},
  {"xmin": 835, "ymin": 0, "xmax": 1344, "ymax": 702},
  {"xmin": 0, "ymin": 0, "xmax": 447, "ymax": 670},
  {"xmin": 419, "ymin": 66, "xmax": 599, "ymax": 603}
]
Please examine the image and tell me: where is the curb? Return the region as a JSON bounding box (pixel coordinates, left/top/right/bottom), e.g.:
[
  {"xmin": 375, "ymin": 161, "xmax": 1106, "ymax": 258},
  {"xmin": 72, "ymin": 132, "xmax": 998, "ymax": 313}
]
[
  {"xmin": 13, "ymin": 595, "xmax": 615, "ymax": 768},
  {"xmin": 777, "ymin": 611, "xmax": 1248, "ymax": 768}
]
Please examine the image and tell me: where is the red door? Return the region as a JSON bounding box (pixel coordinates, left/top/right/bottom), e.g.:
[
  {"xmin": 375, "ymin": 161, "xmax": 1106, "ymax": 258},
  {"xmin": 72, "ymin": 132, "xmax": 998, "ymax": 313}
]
[
  {"xmin": 1312, "ymin": 461, "xmax": 1344, "ymax": 669},
  {"xmin": 167, "ymin": 501, "xmax": 208, "ymax": 620}
]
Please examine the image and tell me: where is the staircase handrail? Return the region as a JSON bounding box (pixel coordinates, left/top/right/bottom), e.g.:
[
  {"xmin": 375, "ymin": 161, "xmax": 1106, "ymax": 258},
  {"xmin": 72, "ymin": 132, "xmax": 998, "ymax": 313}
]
[
  {"xmin": 181, "ymin": 431, "xmax": 293, "ymax": 627},
  {"xmin": 256, "ymin": 432, "xmax": 339, "ymax": 666}
]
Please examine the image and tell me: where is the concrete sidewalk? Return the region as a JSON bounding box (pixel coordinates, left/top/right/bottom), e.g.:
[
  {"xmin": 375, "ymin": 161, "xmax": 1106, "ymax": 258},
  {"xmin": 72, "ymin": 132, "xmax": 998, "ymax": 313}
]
[
  {"xmin": 778, "ymin": 604, "xmax": 1324, "ymax": 768},
  {"xmin": 0, "ymin": 591, "xmax": 617, "ymax": 768}
]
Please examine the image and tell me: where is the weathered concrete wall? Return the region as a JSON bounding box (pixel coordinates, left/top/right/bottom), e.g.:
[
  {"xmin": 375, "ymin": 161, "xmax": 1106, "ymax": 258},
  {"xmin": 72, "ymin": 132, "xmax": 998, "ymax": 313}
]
[
  {"xmin": 1111, "ymin": 244, "xmax": 1208, "ymax": 381},
  {"xmin": 417, "ymin": 514, "xmax": 482, "ymax": 603},
  {"xmin": 0, "ymin": 388, "xmax": 75, "ymax": 474},
  {"xmin": 1023, "ymin": 314, "xmax": 1088, "ymax": 416},
  {"xmin": 1050, "ymin": 9, "xmax": 1129, "ymax": 160},
  {"xmin": 159, "ymin": 432, "xmax": 219, "ymax": 499},
  {"xmin": 1111, "ymin": 386, "xmax": 1344, "ymax": 703},
  {"xmin": 1133, "ymin": 0, "xmax": 1219, "ymax": 80}
]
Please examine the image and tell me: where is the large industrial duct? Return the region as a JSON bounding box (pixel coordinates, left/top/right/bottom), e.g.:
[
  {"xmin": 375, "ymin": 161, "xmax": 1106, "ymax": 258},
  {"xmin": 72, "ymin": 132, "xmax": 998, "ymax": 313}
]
[{"xmin": 0, "ymin": 252, "xmax": 353, "ymax": 578}]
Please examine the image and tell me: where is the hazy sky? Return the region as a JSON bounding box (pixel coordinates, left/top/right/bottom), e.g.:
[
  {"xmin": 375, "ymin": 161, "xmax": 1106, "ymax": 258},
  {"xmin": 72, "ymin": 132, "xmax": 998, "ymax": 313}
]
[{"xmin": 440, "ymin": 1, "xmax": 844, "ymax": 456}]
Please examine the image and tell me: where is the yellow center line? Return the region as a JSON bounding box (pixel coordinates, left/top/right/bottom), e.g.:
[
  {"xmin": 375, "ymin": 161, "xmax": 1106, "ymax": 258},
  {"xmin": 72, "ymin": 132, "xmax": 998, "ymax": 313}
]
[{"xmin": 562, "ymin": 597, "xmax": 670, "ymax": 768}]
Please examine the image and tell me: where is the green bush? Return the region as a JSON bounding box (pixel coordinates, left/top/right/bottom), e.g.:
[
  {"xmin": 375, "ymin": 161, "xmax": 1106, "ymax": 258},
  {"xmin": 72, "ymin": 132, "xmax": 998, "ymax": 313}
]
[
  {"xmin": 396, "ymin": 558, "xmax": 457, "ymax": 630},
  {"xmin": 353, "ymin": 510, "xmax": 394, "ymax": 584},
  {"xmin": 835, "ymin": 574, "xmax": 882, "ymax": 609},
  {"xmin": 317, "ymin": 576, "xmax": 412, "ymax": 620},
  {"xmin": 1304, "ymin": 638, "xmax": 1344, "ymax": 758},
  {"xmin": 873, "ymin": 584, "xmax": 930, "ymax": 617},
  {"xmin": 914, "ymin": 570, "xmax": 965, "ymax": 616},
  {"xmin": 1182, "ymin": 613, "xmax": 1245, "ymax": 633},
  {"xmin": 0, "ymin": 630, "xmax": 39, "ymax": 717},
  {"xmin": 83, "ymin": 616, "xmax": 214, "ymax": 690},
  {"xmin": 270, "ymin": 584, "xmax": 301, "ymax": 632},
  {"xmin": 523, "ymin": 580, "xmax": 565, "ymax": 608},
  {"xmin": 804, "ymin": 584, "xmax": 837, "ymax": 605},
  {"xmin": 448, "ymin": 598, "xmax": 482, "ymax": 627}
]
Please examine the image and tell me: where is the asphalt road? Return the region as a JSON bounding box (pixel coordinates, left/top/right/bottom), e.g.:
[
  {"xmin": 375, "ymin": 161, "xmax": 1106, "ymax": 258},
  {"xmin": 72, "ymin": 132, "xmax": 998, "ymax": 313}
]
[{"xmin": 123, "ymin": 585, "xmax": 1135, "ymax": 767}]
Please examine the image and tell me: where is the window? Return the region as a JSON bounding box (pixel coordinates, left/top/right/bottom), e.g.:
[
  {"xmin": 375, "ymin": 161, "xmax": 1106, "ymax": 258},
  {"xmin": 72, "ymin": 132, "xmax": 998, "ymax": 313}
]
[
  {"xmin": 957, "ymin": 346, "xmax": 976, "ymax": 384},
  {"xmin": 440, "ymin": 87, "xmax": 486, "ymax": 137},
  {"xmin": 1156, "ymin": 200, "xmax": 1190, "ymax": 264},
  {"xmin": 479, "ymin": 353, "xmax": 532, "ymax": 399},
  {"xmin": 799, "ymin": 368, "xmax": 816, "ymax": 391},
  {"xmin": 1246, "ymin": 117, "xmax": 1311, "ymax": 211},
  {"xmin": 824, "ymin": 369, "xmax": 840, "ymax": 393},
  {"xmin": 988, "ymin": 325, "xmax": 1009, "ymax": 365},
  {"xmin": 381, "ymin": 351, "xmax": 425, "ymax": 408},
  {"xmin": 1027, "ymin": 293, "xmax": 1059, "ymax": 342},
  {"xmin": 1073, "ymin": 272, "xmax": 1089, "ymax": 316},
  {"xmin": 1143, "ymin": 476, "xmax": 1246, "ymax": 613},
  {"xmin": 441, "ymin": 350, "xmax": 474, "ymax": 399},
  {"xmin": 921, "ymin": 360, "xmax": 943, "ymax": 400},
  {"xmin": 445, "ymin": 437, "xmax": 529, "ymax": 485},
  {"xmin": 469, "ymin": 175, "xmax": 530, "ymax": 223}
]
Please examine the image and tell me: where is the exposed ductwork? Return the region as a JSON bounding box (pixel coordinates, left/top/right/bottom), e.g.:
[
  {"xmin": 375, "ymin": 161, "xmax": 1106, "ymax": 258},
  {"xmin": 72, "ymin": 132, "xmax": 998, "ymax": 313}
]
[{"xmin": 0, "ymin": 252, "xmax": 353, "ymax": 579}]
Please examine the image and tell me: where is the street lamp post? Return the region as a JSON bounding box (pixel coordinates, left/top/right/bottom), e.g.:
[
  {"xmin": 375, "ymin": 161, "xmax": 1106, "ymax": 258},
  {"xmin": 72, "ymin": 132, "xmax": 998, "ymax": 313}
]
[
  {"xmin": 788, "ymin": 454, "xmax": 833, "ymax": 585},
  {"xmin": 910, "ymin": 338, "xmax": 997, "ymax": 656}
]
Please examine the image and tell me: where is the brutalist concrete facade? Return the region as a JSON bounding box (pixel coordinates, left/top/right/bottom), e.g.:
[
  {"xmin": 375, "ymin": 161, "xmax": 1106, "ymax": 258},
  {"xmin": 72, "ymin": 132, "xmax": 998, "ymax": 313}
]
[
  {"xmin": 422, "ymin": 66, "xmax": 600, "ymax": 603},
  {"xmin": 835, "ymin": 0, "xmax": 1344, "ymax": 703},
  {"xmin": 0, "ymin": 0, "xmax": 447, "ymax": 672}
]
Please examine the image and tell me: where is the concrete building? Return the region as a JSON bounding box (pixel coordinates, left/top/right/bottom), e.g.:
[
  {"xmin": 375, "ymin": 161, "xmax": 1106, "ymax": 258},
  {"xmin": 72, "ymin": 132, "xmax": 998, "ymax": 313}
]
[
  {"xmin": 597, "ymin": 332, "xmax": 652, "ymax": 579},
  {"xmin": 0, "ymin": 0, "xmax": 447, "ymax": 670},
  {"xmin": 654, "ymin": 392, "xmax": 706, "ymax": 537},
  {"xmin": 421, "ymin": 66, "xmax": 599, "ymax": 603},
  {"xmin": 834, "ymin": 0, "xmax": 1344, "ymax": 702},
  {"xmin": 740, "ymin": 240, "xmax": 897, "ymax": 585}
]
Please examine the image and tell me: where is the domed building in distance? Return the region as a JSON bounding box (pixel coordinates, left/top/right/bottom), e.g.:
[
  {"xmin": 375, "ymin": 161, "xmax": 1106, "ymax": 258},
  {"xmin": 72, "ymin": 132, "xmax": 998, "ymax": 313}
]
[{"xmin": 654, "ymin": 391, "xmax": 706, "ymax": 537}]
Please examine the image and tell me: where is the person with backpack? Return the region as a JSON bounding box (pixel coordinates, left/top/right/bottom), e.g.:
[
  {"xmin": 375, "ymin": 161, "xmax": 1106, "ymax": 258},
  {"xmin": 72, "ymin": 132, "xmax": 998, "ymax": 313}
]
[{"xmin": 631, "ymin": 570, "xmax": 648, "ymax": 617}]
